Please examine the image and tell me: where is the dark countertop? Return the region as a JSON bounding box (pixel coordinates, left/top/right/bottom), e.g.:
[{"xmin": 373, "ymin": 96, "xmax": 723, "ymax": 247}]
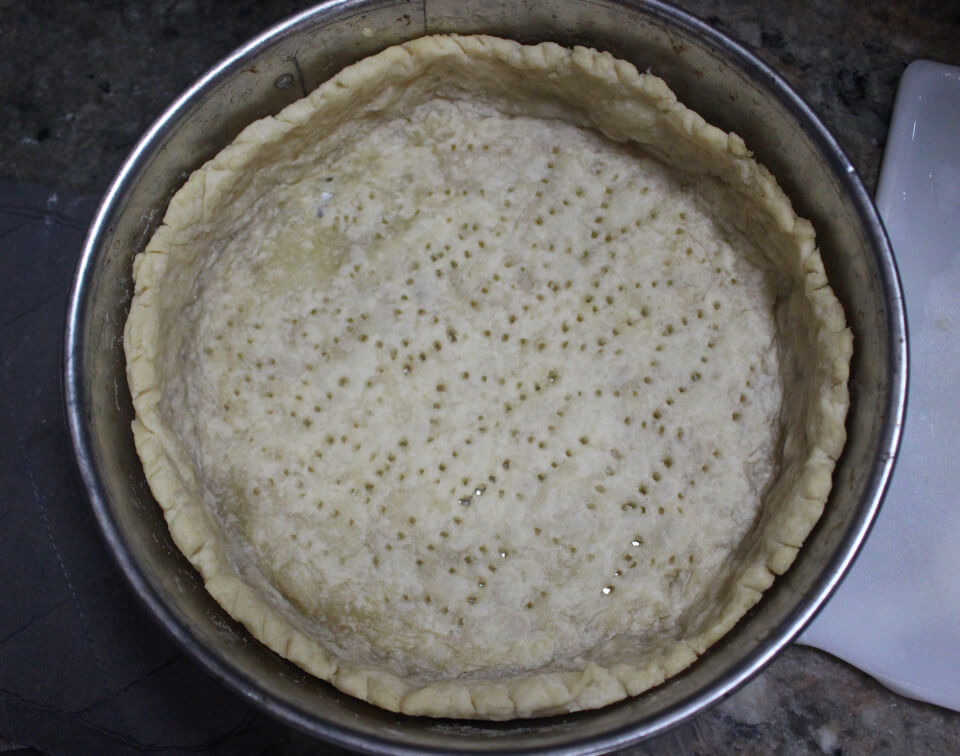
[{"xmin": 2, "ymin": 0, "xmax": 959, "ymax": 753}]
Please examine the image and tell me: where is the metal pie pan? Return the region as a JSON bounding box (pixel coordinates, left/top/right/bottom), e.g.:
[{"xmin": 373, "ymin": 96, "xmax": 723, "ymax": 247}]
[{"xmin": 64, "ymin": 1, "xmax": 907, "ymax": 752}]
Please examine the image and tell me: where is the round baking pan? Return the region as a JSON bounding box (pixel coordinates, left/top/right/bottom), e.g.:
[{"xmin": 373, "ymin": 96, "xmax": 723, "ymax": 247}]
[{"xmin": 64, "ymin": 0, "xmax": 907, "ymax": 752}]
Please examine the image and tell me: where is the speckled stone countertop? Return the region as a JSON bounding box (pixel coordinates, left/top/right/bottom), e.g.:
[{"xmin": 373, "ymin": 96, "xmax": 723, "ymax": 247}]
[{"xmin": 1, "ymin": 0, "xmax": 958, "ymax": 753}]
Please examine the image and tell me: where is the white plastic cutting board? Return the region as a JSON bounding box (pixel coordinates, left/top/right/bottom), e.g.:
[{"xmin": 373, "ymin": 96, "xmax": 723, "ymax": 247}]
[{"xmin": 798, "ymin": 60, "xmax": 960, "ymax": 712}]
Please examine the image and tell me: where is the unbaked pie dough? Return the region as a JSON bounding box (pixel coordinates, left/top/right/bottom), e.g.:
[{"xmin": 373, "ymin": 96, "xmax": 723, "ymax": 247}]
[{"xmin": 124, "ymin": 35, "xmax": 852, "ymax": 719}]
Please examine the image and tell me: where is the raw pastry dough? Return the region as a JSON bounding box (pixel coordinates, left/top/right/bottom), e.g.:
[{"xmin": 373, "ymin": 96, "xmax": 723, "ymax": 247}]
[{"xmin": 124, "ymin": 35, "xmax": 851, "ymax": 719}]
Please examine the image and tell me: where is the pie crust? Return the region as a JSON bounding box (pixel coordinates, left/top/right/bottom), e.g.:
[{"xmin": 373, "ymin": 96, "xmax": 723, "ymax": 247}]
[{"xmin": 124, "ymin": 35, "xmax": 852, "ymax": 719}]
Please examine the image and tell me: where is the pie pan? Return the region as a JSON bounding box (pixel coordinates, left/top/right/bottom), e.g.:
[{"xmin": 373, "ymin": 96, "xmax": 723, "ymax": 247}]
[{"xmin": 64, "ymin": 0, "xmax": 907, "ymax": 752}]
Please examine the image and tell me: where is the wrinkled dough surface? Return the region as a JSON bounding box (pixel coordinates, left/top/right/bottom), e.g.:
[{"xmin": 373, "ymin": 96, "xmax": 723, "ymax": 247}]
[{"xmin": 125, "ymin": 35, "xmax": 851, "ymax": 719}]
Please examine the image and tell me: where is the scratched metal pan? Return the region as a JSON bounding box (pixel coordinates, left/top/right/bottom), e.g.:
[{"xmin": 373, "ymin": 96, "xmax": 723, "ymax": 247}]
[{"xmin": 64, "ymin": 0, "xmax": 906, "ymax": 752}]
